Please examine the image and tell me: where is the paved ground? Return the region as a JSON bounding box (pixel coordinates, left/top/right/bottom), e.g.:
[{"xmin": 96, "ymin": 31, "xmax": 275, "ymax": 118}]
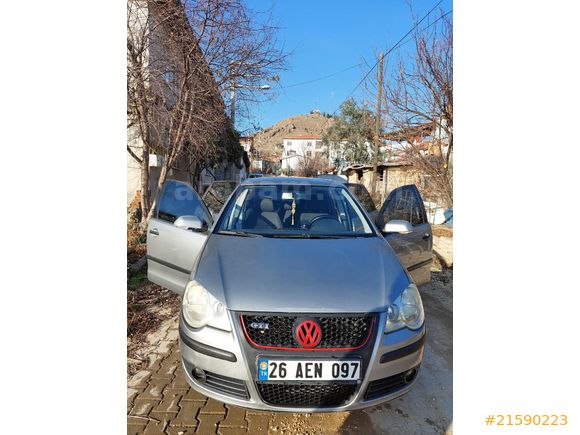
[{"xmin": 127, "ymin": 271, "xmax": 452, "ymax": 435}]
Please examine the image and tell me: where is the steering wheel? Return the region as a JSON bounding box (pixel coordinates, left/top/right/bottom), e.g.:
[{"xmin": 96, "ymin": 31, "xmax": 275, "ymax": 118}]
[{"xmin": 304, "ymin": 214, "xmax": 342, "ymax": 229}]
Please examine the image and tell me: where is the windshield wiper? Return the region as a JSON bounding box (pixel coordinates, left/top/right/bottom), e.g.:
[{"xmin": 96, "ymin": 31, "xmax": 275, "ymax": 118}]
[{"xmin": 218, "ymin": 230, "xmax": 262, "ymax": 238}]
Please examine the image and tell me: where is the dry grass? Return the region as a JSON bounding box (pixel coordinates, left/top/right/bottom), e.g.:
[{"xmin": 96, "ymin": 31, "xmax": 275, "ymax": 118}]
[
  {"xmin": 127, "ymin": 222, "xmax": 180, "ymax": 376},
  {"xmin": 127, "ymin": 280, "xmax": 180, "ymax": 376},
  {"xmin": 432, "ymin": 224, "xmax": 453, "ymax": 237}
]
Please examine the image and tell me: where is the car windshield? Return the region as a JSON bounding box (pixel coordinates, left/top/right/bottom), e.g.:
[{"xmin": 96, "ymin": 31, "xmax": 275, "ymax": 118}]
[{"xmin": 215, "ymin": 184, "xmax": 375, "ymax": 238}]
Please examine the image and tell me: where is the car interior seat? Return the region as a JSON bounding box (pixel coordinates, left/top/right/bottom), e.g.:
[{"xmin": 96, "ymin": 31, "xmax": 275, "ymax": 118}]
[{"xmin": 258, "ymin": 198, "xmax": 283, "ymax": 229}]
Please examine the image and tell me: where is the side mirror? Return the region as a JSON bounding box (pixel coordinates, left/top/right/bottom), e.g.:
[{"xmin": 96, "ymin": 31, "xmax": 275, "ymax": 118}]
[
  {"xmin": 383, "ymin": 219, "xmax": 413, "ymax": 234},
  {"xmin": 174, "ymin": 215, "xmax": 206, "ymax": 232}
]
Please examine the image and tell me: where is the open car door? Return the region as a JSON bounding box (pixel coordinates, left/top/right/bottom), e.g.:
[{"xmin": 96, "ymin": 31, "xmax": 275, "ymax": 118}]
[
  {"xmin": 201, "ymin": 180, "xmax": 238, "ymax": 218},
  {"xmin": 375, "ymin": 185, "xmax": 432, "ymax": 287},
  {"xmin": 147, "ymin": 179, "xmax": 213, "ymax": 295}
]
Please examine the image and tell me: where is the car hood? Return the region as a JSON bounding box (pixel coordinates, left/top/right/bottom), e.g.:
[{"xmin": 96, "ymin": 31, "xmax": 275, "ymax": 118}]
[
  {"xmin": 194, "ymin": 234, "xmax": 410, "ymax": 313},
  {"xmin": 195, "ymin": 234, "xmax": 409, "ymax": 313}
]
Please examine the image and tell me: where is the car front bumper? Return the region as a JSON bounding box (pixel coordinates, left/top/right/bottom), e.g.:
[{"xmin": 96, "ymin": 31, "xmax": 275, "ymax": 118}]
[{"xmin": 178, "ymin": 312, "xmax": 425, "ymax": 412}]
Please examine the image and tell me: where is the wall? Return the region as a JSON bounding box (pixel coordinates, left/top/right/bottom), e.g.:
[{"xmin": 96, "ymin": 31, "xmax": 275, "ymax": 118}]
[
  {"xmin": 127, "ymin": 130, "xmax": 194, "ymax": 207},
  {"xmin": 344, "ymin": 165, "xmax": 422, "ymax": 204},
  {"xmin": 385, "ymin": 166, "xmax": 421, "ymax": 193},
  {"xmin": 199, "ymin": 159, "xmax": 246, "ymax": 193},
  {"xmin": 127, "ymin": 125, "xmax": 144, "ymax": 206},
  {"xmin": 281, "ymin": 154, "xmax": 302, "ymax": 171}
]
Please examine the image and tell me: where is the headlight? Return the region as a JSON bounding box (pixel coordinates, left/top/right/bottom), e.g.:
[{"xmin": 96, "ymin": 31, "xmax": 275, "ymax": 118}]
[
  {"xmin": 182, "ymin": 281, "xmax": 231, "ymax": 331},
  {"xmin": 385, "ymin": 283, "xmax": 425, "ymax": 333}
]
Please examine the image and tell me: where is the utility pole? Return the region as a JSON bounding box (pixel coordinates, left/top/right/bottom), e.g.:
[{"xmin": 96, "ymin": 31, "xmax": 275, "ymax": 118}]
[
  {"xmin": 371, "ymin": 52, "xmax": 384, "ymax": 199},
  {"xmin": 229, "ymin": 61, "xmax": 275, "ymax": 130},
  {"xmin": 229, "ymin": 60, "xmax": 237, "ymax": 128},
  {"xmin": 229, "ymin": 79, "xmax": 236, "ymax": 128}
]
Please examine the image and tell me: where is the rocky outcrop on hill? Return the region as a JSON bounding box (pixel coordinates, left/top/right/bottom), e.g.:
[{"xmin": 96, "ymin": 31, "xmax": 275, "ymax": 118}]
[{"xmin": 253, "ymin": 112, "xmax": 334, "ymax": 158}]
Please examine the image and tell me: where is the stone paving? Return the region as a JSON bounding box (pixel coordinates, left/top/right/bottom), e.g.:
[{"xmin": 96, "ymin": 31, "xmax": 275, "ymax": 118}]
[{"xmin": 126, "ymin": 319, "xmax": 358, "ymax": 434}]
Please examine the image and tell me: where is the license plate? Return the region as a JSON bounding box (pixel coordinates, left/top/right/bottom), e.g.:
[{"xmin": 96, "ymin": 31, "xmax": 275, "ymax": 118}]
[{"xmin": 258, "ymin": 359, "xmax": 361, "ymax": 381}]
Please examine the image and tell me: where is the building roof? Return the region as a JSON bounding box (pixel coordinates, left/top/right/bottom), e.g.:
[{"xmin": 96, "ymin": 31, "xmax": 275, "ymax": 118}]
[
  {"xmin": 341, "ymin": 161, "xmax": 412, "ymax": 173},
  {"xmin": 382, "ymin": 123, "xmax": 433, "ymax": 142},
  {"xmin": 283, "ymin": 135, "xmax": 322, "ymax": 140}
]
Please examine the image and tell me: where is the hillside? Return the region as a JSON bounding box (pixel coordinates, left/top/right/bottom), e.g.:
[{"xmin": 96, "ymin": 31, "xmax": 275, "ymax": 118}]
[{"xmin": 253, "ymin": 112, "xmax": 335, "ymax": 159}]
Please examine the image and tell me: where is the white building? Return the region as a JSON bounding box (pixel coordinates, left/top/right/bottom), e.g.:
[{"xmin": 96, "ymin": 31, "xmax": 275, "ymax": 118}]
[
  {"xmin": 280, "ymin": 135, "xmax": 325, "ymax": 171},
  {"xmin": 240, "ymin": 136, "xmax": 254, "ymax": 153}
]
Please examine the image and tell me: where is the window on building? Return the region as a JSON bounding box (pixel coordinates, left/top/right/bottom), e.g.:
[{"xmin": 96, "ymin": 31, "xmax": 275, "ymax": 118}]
[
  {"xmin": 288, "ymin": 150, "xmax": 296, "ymax": 156},
  {"xmin": 306, "ymin": 151, "xmax": 312, "ymax": 157},
  {"xmin": 306, "ymin": 141, "xmax": 312, "ymax": 148}
]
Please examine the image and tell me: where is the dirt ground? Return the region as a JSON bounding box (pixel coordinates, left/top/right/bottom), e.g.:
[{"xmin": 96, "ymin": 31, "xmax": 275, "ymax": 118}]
[
  {"xmin": 127, "ymin": 229, "xmax": 453, "ymax": 434},
  {"xmin": 128, "ymin": 243, "xmax": 181, "ymax": 377}
]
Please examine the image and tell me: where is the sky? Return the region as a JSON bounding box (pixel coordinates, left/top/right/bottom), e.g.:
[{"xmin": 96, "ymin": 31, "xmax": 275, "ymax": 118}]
[{"xmin": 238, "ymin": 0, "xmax": 453, "ymax": 133}]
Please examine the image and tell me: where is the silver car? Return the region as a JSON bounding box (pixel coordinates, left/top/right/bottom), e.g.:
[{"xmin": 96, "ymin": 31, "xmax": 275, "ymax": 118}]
[{"xmin": 147, "ymin": 177, "xmax": 432, "ymax": 412}]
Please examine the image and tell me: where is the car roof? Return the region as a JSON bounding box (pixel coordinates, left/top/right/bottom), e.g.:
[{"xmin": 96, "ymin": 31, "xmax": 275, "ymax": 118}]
[
  {"xmin": 208, "ymin": 180, "xmax": 238, "ymax": 185},
  {"xmin": 241, "ymin": 176, "xmax": 343, "ymax": 187},
  {"xmin": 315, "ymin": 174, "xmax": 347, "ymax": 183}
]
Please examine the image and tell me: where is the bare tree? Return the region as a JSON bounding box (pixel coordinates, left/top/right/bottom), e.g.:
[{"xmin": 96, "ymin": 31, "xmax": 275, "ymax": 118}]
[
  {"xmin": 383, "ymin": 12, "xmax": 453, "ymax": 206},
  {"xmin": 361, "ymin": 11, "xmax": 452, "ymax": 206},
  {"xmin": 295, "ymin": 149, "xmax": 330, "ymax": 178},
  {"xmin": 185, "ymin": 0, "xmax": 286, "ymax": 107},
  {"xmin": 127, "ymin": 0, "xmax": 286, "ymax": 228}
]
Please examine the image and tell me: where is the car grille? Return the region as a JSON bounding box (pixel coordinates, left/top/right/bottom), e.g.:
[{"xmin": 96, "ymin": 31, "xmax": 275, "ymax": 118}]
[
  {"xmin": 256, "ymin": 382, "xmax": 357, "ymax": 407},
  {"xmin": 197, "ymin": 370, "xmax": 249, "ymax": 400},
  {"xmin": 240, "ymin": 314, "xmax": 374, "ymax": 350},
  {"xmin": 364, "ymin": 367, "xmax": 419, "ymax": 401}
]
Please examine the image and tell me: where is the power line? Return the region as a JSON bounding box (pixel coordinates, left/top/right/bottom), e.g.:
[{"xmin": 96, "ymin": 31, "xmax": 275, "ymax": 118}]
[
  {"xmin": 277, "ymin": 8, "xmax": 451, "ymax": 93},
  {"xmin": 395, "ymin": 10, "xmax": 452, "ymax": 51},
  {"xmin": 320, "ymin": 0, "xmax": 446, "ymax": 128},
  {"xmin": 279, "ymin": 63, "xmax": 362, "ymax": 89}
]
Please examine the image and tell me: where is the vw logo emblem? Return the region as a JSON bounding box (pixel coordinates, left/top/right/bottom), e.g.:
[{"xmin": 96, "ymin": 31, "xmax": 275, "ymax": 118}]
[{"xmin": 295, "ymin": 319, "xmax": 322, "ymax": 348}]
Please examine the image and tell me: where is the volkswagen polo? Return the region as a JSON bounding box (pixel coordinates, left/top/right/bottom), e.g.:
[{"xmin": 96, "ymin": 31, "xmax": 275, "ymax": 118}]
[{"xmin": 146, "ymin": 177, "xmax": 431, "ymax": 411}]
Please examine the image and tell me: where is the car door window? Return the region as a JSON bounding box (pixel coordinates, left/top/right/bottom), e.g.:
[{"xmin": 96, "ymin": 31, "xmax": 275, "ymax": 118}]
[
  {"xmin": 406, "ymin": 187, "xmax": 427, "ymax": 225},
  {"xmin": 347, "ymin": 184, "xmax": 376, "ymax": 212},
  {"xmin": 410, "ymin": 194, "xmax": 427, "ymax": 225},
  {"xmin": 377, "ymin": 185, "xmax": 426, "ymax": 228},
  {"xmin": 202, "ymin": 181, "xmax": 238, "ymax": 215},
  {"xmin": 157, "ymin": 180, "xmax": 211, "ymax": 225}
]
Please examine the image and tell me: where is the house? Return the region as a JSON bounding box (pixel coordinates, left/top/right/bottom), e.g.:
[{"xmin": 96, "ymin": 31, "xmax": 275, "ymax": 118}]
[
  {"xmin": 341, "ymin": 120, "xmax": 452, "ymax": 213},
  {"xmin": 240, "ymin": 135, "xmax": 265, "ymax": 172},
  {"xmin": 199, "ymin": 156, "xmax": 249, "ymax": 192},
  {"xmin": 280, "ymin": 135, "xmax": 326, "ymax": 171},
  {"xmin": 327, "ymin": 139, "xmax": 374, "ymax": 173},
  {"xmin": 239, "ymin": 136, "xmax": 266, "ymax": 172},
  {"xmin": 127, "ymin": 0, "xmax": 243, "ymax": 206},
  {"xmin": 342, "ymin": 160, "xmax": 421, "ymax": 202},
  {"xmin": 240, "ymin": 136, "xmax": 254, "ymax": 154},
  {"xmin": 382, "ymin": 121, "xmax": 451, "ymax": 160}
]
